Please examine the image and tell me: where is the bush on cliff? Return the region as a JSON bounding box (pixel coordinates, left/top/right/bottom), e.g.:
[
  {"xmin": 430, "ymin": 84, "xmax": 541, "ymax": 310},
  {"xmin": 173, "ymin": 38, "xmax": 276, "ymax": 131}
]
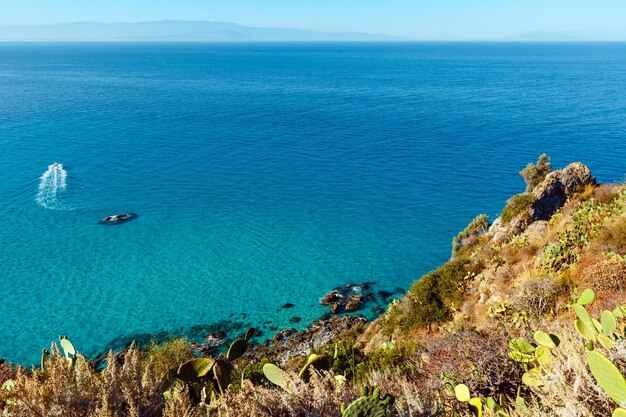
[
  {"xmin": 501, "ymin": 193, "xmax": 535, "ymax": 224},
  {"xmin": 452, "ymin": 214, "xmax": 490, "ymax": 254},
  {"xmin": 520, "ymin": 153, "xmax": 552, "ymax": 192},
  {"xmin": 404, "ymin": 260, "xmax": 469, "ymax": 329}
]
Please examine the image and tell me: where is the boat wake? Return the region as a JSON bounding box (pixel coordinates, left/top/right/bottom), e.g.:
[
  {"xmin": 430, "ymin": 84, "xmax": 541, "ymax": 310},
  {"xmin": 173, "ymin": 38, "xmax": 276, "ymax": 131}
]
[{"xmin": 36, "ymin": 162, "xmax": 71, "ymax": 210}]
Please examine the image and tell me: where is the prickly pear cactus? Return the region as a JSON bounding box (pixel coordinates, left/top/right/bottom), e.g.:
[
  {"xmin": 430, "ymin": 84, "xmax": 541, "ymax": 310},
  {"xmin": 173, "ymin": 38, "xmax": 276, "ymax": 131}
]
[
  {"xmin": 341, "ymin": 387, "xmax": 394, "ymax": 417},
  {"xmin": 263, "ymin": 363, "xmax": 287, "ymax": 389}
]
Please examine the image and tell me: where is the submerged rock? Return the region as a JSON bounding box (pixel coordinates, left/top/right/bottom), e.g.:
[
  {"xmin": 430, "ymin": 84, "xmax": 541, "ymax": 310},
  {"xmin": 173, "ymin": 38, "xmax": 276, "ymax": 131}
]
[{"xmin": 378, "ymin": 290, "xmax": 395, "ymax": 299}]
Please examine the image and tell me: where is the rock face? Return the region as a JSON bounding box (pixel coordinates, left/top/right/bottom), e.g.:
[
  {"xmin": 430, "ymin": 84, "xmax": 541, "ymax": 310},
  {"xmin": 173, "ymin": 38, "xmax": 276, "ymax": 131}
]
[
  {"xmin": 489, "ymin": 162, "xmax": 595, "ymax": 242},
  {"xmin": 529, "ymin": 162, "xmax": 595, "ymax": 221}
]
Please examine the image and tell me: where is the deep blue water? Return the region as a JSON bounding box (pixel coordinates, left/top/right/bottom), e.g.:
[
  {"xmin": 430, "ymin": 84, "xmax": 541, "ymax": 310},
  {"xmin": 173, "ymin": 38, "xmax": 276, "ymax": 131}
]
[{"xmin": 1, "ymin": 42, "xmax": 625, "ymax": 365}]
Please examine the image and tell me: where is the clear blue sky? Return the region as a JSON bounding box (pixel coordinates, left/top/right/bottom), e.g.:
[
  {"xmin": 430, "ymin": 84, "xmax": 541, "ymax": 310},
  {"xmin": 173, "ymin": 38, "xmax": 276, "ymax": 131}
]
[{"xmin": 3, "ymin": 0, "xmax": 626, "ymax": 40}]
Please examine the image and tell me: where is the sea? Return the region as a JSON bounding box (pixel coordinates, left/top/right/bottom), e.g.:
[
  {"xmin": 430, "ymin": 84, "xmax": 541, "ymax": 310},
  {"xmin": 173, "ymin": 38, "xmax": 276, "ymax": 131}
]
[{"xmin": 0, "ymin": 42, "xmax": 625, "ymax": 365}]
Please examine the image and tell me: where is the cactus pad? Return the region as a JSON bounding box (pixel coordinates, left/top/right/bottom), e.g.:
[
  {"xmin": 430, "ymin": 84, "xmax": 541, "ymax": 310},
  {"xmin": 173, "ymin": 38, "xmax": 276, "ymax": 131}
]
[
  {"xmin": 455, "ymin": 384, "xmax": 471, "ymax": 402},
  {"xmin": 213, "ymin": 359, "xmax": 234, "ymax": 395},
  {"xmin": 586, "ymin": 350, "xmax": 626, "ymax": 406},
  {"xmin": 244, "ymin": 327, "xmax": 255, "ymax": 342},
  {"xmin": 577, "ymin": 288, "xmax": 595, "ymax": 305},
  {"xmin": 263, "ymin": 363, "xmax": 287, "ymax": 389},
  {"xmin": 227, "ymin": 338, "xmax": 248, "ymax": 361},
  {"xmin": 59, "ymin": 337, "xmax": 76, "ymax": 358},
  {"xmin": 534, "ymin": 331, "xmax": 559, "ymax": 348},
  {"xmin": 601, "ymin": 310, "xmax": 617, "ymax": 336},
  {"xmin": 177, "ymin": 358, "xmax": 215, "ymax": 382},
  {"xmin": 298, "ymin": 353, "xmax": 331, "ymax": 381},
  {"xmin": 341, "ymin": 387, "xmax": 393, "ymax": 417},
  {"xmin": 509, "ymin": 338, "xmax": 535, "ymax": 354}
]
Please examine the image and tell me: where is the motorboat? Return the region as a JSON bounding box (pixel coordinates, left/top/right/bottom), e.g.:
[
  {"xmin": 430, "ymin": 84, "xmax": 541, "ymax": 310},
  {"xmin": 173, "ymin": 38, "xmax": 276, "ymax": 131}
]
[{"xmin": 100, "ymin": 213, "xmax": 137, "ymax": 225}]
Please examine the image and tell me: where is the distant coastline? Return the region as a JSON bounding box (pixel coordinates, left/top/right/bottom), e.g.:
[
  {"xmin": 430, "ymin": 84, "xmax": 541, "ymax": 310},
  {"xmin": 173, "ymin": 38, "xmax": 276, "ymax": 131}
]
[
  {"xmin": 3, "ymin": 21, "xmax": 626, "ymax": 42},
  {"xmin": 0, "ymin": 20, "xmax": 398, "ymax": 42}
]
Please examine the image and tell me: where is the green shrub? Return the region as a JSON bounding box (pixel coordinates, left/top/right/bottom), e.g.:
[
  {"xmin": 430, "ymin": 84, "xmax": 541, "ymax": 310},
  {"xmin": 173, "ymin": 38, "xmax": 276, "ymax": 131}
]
[
  {"xmin": 457, "ymin": 214, "xmax": 490, "ymax": 241},
  {"xmin": 404, "ymin": 260, "xmax": 469, "ymax": 330},
  {"xmin": 241, "ymin": 358, "xmax": 274, "ymax": 386},
  {"xmin": 354, "ymin": 342, "xmax": 418, "ymax": 382},
  {"xmin": 501, "ymin": 194, "xmax": 535, "ymax": 224},
  {"xmin": 143, "ymin": 338, "xmax": 194, "ymax": 376},
  {"xmin": 453, "ymin": 214, "xmax": 490, "ymax": 253},
  {"xmin": 520, "ymin": 153, "xmax": 552, "ymax": 192}
]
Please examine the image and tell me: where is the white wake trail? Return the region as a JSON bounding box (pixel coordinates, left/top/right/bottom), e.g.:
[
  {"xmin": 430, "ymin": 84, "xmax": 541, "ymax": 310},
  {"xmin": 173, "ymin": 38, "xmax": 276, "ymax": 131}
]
[{"xmin": 36, "ymin": 162, "xmax": 69, "ymax": 210}]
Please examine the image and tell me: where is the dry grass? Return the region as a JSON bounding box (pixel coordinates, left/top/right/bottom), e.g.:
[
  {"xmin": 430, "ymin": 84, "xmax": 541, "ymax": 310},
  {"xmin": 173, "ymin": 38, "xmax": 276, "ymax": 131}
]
[
  {"xmin": 199, "ymin": 371, "xmax": 356, "ymax": 417},
  {"xmin": 591, "ymin": 214, "xmax": 626, "ymax": 255},
  {"xmin": 0, "ymin": 343, "xmax": 164, "ymax": 417},
  {"xmin": 510, "ymin": 274, "xmax": 564, "ymax": 317},
  {"xmin": 576, "ymin": 255, "xmax": 626, "ymax": 294}
]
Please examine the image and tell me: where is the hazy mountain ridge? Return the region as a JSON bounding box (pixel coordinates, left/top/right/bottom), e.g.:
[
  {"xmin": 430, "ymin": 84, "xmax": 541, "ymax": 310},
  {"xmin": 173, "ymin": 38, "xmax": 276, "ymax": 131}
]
[{"xmin": 0, "ymin": 20, "xmax": 395, "ymax": 41}]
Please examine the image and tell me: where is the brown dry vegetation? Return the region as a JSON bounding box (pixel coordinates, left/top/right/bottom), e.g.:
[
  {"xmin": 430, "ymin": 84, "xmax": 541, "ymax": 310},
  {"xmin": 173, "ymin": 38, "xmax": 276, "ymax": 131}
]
[{"xmin": 1, "ymin": 177, "xmax": 625, "ymax": 417}]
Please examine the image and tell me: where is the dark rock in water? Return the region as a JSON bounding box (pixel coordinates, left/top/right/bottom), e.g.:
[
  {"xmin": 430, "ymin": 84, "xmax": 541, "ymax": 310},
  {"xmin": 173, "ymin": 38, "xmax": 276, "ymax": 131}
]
[
  {"xmin": 320, "ymin": 283, "xmax": 371, "ymax": 314},
  {"xmin": 344, "ymin": 294, "xmax": 365, "ymax": 312},
  {"xmin": 290, "ymin": 316, "xmax": 302, "ymax": 323},
  {"xmin": 282, "ymin": 303, "xmax": 295, "ymax": 309},
  {"xmin": 378, "ymin": 290, "xmax": 394, "ymax": 299},
  {"xmin": 204, "ymin": 333, "xmax": 225, "ymax": 348},
  {"xmin": 190, "ymin": 341, "xmax": 216, "ymax": 357},
  {"xmin": 272, "ymin": 328, "xmax": 296, "ymax": 343},
  {"xmin": 373, "ymin": 306, "xmax": 384, "ymax": 314},
  {"xmin": 395, "ymin": 287, "xmax": 406, "ymax": 294},
  {"xmin": 320, "ymin": 290, "xmax": 344, "ymax": 306},
  {"xmin": 92, "ymin": 345, "xmax": 133, "ymax": 370}
]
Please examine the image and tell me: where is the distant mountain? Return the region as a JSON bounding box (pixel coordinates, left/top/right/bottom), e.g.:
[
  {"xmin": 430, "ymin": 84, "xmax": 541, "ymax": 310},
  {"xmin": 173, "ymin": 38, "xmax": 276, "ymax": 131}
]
[{"xmin": 0, "ymin": 20, "xmax": 395, "ymax": 42}]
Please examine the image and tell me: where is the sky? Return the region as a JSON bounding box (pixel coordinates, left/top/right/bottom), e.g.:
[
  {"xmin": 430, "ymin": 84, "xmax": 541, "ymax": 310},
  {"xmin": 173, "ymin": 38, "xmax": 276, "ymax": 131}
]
[{"xmin": 1, "ymin": 0, "xmax": 626, "ymax": 40}]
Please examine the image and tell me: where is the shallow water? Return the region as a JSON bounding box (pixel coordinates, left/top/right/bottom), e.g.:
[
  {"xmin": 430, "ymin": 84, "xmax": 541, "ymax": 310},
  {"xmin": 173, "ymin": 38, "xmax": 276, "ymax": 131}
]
[{"xmin": 1, "ymin": 42, "xmax": 625, "ymax": 364}]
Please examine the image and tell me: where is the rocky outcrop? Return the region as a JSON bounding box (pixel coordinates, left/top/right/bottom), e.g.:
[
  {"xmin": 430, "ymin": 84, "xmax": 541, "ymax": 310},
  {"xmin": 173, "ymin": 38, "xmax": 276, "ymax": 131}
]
[
  {"xmin": 257, "ymin": 316, "xmax": 367, "ymax": 365},
  {"xmin": 489, "ymin": 162, "xmax": 595, "ymax": 242},
  {"xmin": 529, "ymin": 162, "xmax": 595, "ymax": 221}
]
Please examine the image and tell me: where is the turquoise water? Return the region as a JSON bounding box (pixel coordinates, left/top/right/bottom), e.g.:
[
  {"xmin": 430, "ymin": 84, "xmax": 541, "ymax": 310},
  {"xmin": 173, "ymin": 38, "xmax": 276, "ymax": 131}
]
[{"xmin": 1, "ymin": 42, "xmax": 625, "ymax": 365}]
